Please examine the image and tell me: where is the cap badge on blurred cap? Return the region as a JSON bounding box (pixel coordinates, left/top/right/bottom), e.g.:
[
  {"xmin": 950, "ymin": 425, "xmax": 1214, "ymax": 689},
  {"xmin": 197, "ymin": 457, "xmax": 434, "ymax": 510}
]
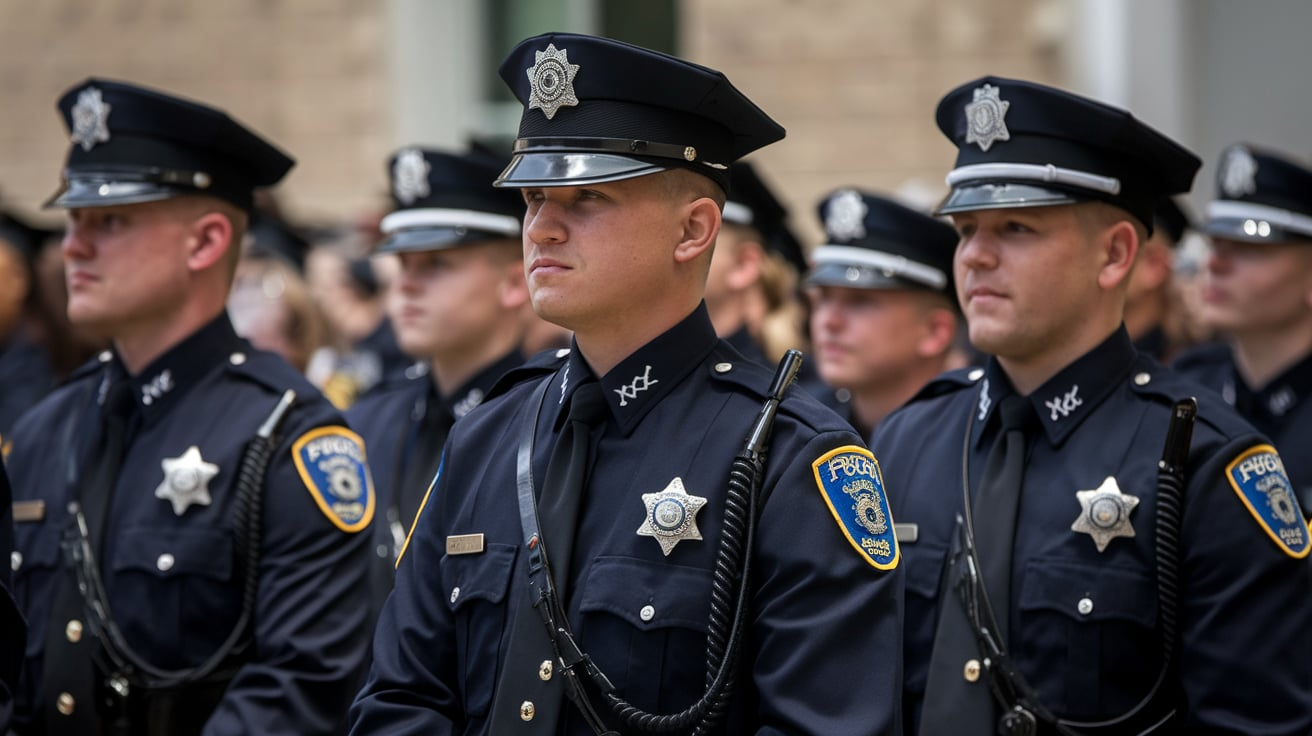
[
  {"xmin": 1219, "ymin": 146, "xmax": 1259, "ymax": 198},
  {"xmin": 70, "ymin": 86, "xmax": 112, "ymax": 152},
  {"xmin": 825, "ymin": 189, "xmax": 869, "ymax": 240},
  {"xmin": 526, "ymin": 43, "xmax": 580, "ymax": 120},
  {"xmin": 392, "ymin": 148, "xmax": 432, "ymax": 206},
  {"xmin": 964, "ymin": 83, "xmax": 1010, "ymax": 152}
]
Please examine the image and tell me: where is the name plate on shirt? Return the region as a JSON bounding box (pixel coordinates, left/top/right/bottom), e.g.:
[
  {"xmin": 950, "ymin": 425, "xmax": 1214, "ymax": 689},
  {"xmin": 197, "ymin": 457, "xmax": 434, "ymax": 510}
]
[
  {"xmin": 894, "ymin": 523, "xmax": 919, "ymax": 544},
  {"xmin": 446, "ymin": 533, "xmax": 485, "ymax": 556},
  {"xmin": 13, "ymin": 500, "xmax": 45, "ymax": 523}
]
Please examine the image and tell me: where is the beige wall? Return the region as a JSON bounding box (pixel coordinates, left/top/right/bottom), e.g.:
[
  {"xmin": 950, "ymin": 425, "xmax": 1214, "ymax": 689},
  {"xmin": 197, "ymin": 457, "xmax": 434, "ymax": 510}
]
[{"xmin": 0, "ymin": 0, "xmax": 1059, "ymax": 246}]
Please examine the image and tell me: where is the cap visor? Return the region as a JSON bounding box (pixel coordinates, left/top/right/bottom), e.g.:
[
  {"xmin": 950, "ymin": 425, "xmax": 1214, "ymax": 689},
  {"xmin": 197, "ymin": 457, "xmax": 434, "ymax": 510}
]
[
  {"xmin": 376, "ymin": 227, "xmax": 514, "ymax": 254},
  {"xmin": 804, "ymin": 261, "xmax": 931, "ymax": 291},
  {"xmin": 493, "ymin": 153, "xmax": 666, "ymax": 188},
  {"xmin": 44, "ymin": 178, "xmax": 182, "ymax": 209},
  {"xmin": 1203, "ymin": 217, "xmax": 1301, "ymax": 244},
  {"xmin": 935, "ymin": 183, "xmax": 1079, "ymax": 216}
]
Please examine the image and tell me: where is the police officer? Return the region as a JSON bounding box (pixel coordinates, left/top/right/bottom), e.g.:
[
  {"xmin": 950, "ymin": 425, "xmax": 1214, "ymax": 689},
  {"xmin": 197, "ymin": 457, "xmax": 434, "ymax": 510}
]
[
  {"xmin": 805, "ymin": 189, "xmax": 960, "ymax": 439},
  {"xmin": 1174, "ymin": 145, "xmax": 1312, "ymax": 511},
  {"xmin": 1125, "ymin": 197, "xmax": 1191, "ymax": 362},
  {"xmin": 7, "ymin": 78, "xmax": 374, "ymax": 735},
  {"xmin": 347, "ymin": 145, "xmax": 530, "ymax": 611},
  {"xmin": 0, "ymin": 214, "xmax": 56, "ymax": 448},
  {"xmin": 871, "ymin": 76, "xmax": 1312, "ymax": 735},
  {"xmin": 350, "ymin": 32, "xmax": 903, "ymax": 735}
]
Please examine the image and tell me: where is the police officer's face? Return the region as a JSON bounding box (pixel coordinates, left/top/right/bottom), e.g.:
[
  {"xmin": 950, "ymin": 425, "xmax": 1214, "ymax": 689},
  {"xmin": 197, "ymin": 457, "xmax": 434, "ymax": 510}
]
[
  {"xmin": 388, "ymin": 242, "xmax": 525, "ymax": 362},
  {"xmin": 519, "ymin": 176, "xmax": 688, "ymax": 332},
  {"xmin": 807, "ymin": 284, "xmax": 941, "ymax": 391},
  {"xmin": 1202, "ymin": 237, "xmax": 1312, "ymax": 336},
  {"xmin": 61, "ymin": 200, "xmax": 194, "ymax": 334},
  {"xmin": 951, "ymin": 205, "xmax": 1108, "ymax": 363}
]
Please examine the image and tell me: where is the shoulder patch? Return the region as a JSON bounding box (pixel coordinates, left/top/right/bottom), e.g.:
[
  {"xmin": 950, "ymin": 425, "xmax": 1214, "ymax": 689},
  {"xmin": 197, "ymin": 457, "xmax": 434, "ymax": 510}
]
[
  {"xmin": 291, "ymin": 426, "xmax": 375, "ymax": 533},
  {"xmin": 1225, "ymin": 445, "xmax": 1309, "ymax": 558},
  {"xmin": 811, "ymin": 445, "xmax": 899, "ymax": 570}
]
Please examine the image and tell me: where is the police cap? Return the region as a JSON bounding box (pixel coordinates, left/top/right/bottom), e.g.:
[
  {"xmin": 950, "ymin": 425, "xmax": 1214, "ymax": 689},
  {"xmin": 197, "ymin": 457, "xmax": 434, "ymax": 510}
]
[
  {"xmin": 378, "ymin": 146, "xmax": 524, "ymax": 254},
  {"xmin": 722, "ymin": 161, "xmax": 806, "ymax": 273},
  {"xmin": 46, "ymin": 78, "xmax": 294, "ymax": 211},
  {"xmin": 934, "ymin": 76, "xmax": 1200, "ymax": 231},
  {"xmin": 1205, "ymin": 145, "xmax": 1312, "ymax": 243},
  {"xmin": 493, "ymin": 32, "xmax": 784, "ymax": 191},
  {"xmin": 806, "ymin": 188, "xmax": 957, "ymax": 295}
]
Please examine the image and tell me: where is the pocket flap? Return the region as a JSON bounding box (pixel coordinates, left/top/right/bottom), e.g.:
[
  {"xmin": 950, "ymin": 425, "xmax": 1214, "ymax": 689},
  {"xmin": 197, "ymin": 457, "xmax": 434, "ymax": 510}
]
[
  {"xmin": 112, "ymin": 526, "xmax": 233, "ymax": 581},
  {"xmin": 578, "ymin": 556, "xmax": 711, "ymax": 631},
  {"xmin": 1018, "ymin": 559, "xmax": 1156, "ymax": 625},
  {"xmin": 441, "ymin": 541, "xmax": 517, "ymax": 611}
]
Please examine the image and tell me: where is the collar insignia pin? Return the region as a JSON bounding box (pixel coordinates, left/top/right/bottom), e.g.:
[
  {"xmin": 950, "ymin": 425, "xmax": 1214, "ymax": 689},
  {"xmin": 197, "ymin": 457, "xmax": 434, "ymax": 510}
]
[
  {"xmin": 392, "ymin": 148, "xmax": 432, "ymax": 205},
  {"xmin": 964, "ymin": 83, "xmax": 1011, "ymax": 152},
  {"xmin": 1071, "ymin": 476, "xmax": 1140, "ymax": 552},
  {"xmin": 526, "ymin": 43, "xmax": 580, "ymax": 120},
  {"xmin": 637, "ymin": 477, "xmax": 708, "ymax": 556},
  {"xmin": 825, "ymin": 189, "xmax": 868, "ymax": 241},
  {"xmin": 71, "ymin": 87, "xmax": 112, "ymax": 152},
  {"xmin": 155, "ymin": 446, "xmax": 220, "ymax": 516}
]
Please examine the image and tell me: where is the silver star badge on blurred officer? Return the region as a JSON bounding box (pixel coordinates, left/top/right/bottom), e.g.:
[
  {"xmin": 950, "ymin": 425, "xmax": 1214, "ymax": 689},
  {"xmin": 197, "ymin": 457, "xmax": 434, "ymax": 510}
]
[
  {"xmin": 155, "ymin": 446, "xmax": 220, "ymax": 516},
  {"xmin": 1071, "ymin": 476, "xmax": 1139, "ymax": 552},
  {"xmin": 825, "ymin": 189, "xmax": 868, "ymax": 241},
  {"xmin": 71, "ymin": 87, "xmax": 112, "ymax": 152},
  {"xmin": 965, "ymin": 83, "xmax": 1010, "ymax": 152},
  {"xmin": 392, "ymin": 148, "xmax": 431, "ymax": 205},
  {"xmin": 527, "ymin": 43, "xmax": 580, "ymax": 120},
  {"xmin": 637, "ymin": 477, "xmax": 707, "ymax": 556}
]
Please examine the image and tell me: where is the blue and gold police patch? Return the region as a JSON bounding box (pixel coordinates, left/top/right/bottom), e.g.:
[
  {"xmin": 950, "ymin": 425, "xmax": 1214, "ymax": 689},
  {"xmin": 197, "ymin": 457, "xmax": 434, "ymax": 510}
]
[
  {"xmin": 1226, "ymin": 444, "xmax": 1309, "ymax": 559},
  {"xmin": 291, "ymin": 426, "xmax": 375, "ymax": 533},
  {"xmin": 812, "ymin": 445, "xmax": 899, "ymax": 570}
]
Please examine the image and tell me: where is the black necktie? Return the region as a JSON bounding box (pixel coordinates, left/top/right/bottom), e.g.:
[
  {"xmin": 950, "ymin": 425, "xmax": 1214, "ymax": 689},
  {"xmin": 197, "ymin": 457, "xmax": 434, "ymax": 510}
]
[
  {"xmin": 919, "ymin": 394, "xmax": 1034, "ymax": 736},
  {"xmin": 81, "ymin": 378, "xmax": 134, "ymax": 550},
  {"xmin": 538, "ymin": 381, "xmax": 609, "ymax": 606}
]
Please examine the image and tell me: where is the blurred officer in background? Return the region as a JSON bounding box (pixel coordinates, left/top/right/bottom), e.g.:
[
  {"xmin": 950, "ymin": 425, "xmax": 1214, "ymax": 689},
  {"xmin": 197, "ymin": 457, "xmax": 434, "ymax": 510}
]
[
  {"xmin": 871, "ymin": 76, "xmax": 1311, "ymax": 735},
  {"xmin": 350, "ymin": 32, "xmax": 903, "ymax": 735},
  {"xmin": 7, "ymin": 78, "xmax": 374, "ymax": 735},
  {"xmin": 2, "ymin": 459, "xmax": 25, "ymax": 732},
  {"xmin": 347, "ymin": 145, "xmax": 529, "ymax": 612},
  {"xmin": 1175, "ymin": 145, "xmax": 1312, "ymax": 511},
  {"xmin": 1125, "ymin": 197, "xmax": 1192, "ymax": 363},
  {"xmin": 0, "ymin": 214, "xmax": 56, "ymax": 451},
  {"xmin": 805, "ymin": 188, "xmax": 959, "ymax": 439}
]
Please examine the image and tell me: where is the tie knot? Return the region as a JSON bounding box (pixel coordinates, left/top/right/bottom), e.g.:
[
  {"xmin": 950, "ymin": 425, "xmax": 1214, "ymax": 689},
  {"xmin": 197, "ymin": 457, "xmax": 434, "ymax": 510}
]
[
  {"xmin": 998, "ymin": 394, "xmax": 1036, "ymax": 432},
  {"xmin": 566, "ymin": 381, "xmax": 610, "ymax": 428}
]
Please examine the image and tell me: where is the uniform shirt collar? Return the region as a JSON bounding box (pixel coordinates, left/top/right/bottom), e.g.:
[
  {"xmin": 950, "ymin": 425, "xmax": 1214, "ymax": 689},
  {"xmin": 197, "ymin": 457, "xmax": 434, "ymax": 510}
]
[
  {"xmin": 973, "ymin": 326, "xmax": 1135, "ymax": 447},
  {"xmin": 439, "ymin": 350, "xmax": 525, "ymax": 421},
  {"xmin": 118, "ymin": 312, "xmax": 246, "ymax": 425},
  {"xmin": 554, "ymin": 302, "xmax": 719, "ymax": 435}
]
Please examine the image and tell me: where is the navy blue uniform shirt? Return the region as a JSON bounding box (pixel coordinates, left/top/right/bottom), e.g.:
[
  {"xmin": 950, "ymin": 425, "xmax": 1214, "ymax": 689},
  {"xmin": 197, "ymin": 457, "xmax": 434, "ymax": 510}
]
[
  {"xmin": 8, "ymin": 313, "xmax": 375, "ymax": 735},
  {"xmin": 873, "ymin": 327, "xmax": 1312, "ymax": 735},
  {"xmin": 1175, "ymin": 342, "xmax": 1312, "ymax": 512},
  {"xmin": 350, "ymin": 304, "xmax": 904, "ymax": 735},
  {"xmin": 348, "ymin": 351, "xmax": 524, "ymax": 614}
]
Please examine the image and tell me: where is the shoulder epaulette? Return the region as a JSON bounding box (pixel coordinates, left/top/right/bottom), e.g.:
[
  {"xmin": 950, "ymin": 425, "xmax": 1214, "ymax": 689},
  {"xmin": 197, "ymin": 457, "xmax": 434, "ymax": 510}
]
[
  {"xmin": 1170, "ymin": 341, "xmax": 1231, "ymax": 373},
  {"xmin": 487, "ymin": 348, "xmax": 569, "ymax": 400},
  {"xmin": 905, "ymin": 366, "xmax": 983, "ymax": 405}
]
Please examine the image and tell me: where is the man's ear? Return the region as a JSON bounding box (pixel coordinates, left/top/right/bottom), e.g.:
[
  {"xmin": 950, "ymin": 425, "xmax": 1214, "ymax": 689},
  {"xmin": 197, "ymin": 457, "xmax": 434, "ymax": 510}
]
[
  {"xmin": 1097, "ymin": 219, "xmax": 1139, "ymax": 291},
  {"xmin": 673, "ymin": 198, "xmax": 721, "ymax": 265},
  {"xmin": 186, "ymin": 211, "xmax": 234, "ymax": 272}
]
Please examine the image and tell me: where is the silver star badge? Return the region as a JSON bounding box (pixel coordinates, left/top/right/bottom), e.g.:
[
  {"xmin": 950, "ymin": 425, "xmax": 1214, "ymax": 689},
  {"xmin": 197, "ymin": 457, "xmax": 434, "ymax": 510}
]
[
  {"xmin": 71, "ymin": 87, "xmax": 112, "ymax": 152},
  {"xmin": 155, "ymin": 446, "xmax": 220, "ymax": 516},
  {"xmin": 1071, "ymin": 476, "xmax": 1140, "ymax": 552},
  {"xmin": 526, "ymin": 43, "xmax": 580, "ymax": 120},
  {"xmin": 964, "ymin": 83, "xmax": 1011, "ymax": 152},
  {"xmin": 637, "ymin": 477, "xmax": 708, "ymax": 556},
  {"xmin": 825, "ymin": 189, "xmax": 868, "ymax": 241},
  {"xmin": 392, "ymin": 148, "xmax": 431, "ymax": 205},
  {"xmin": 1219, "ymin": 145, "xmax": 1259, "ymax": 198}
]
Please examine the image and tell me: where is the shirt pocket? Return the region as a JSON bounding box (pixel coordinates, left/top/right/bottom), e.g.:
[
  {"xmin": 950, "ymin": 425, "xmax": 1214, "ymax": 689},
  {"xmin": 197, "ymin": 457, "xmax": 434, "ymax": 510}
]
[
  {"xmin": 577, "ymin": 556, "xmax": 713, "ymax": 712},
  {"xmin": 441, "ymin": 542, "xmax": 517, "ymax": 718},
  {"xmin": 111, "ymin": 526, "xmax": 235, "ymax": 665},
  {"xmin": 1016, "ymin": 559, "xmax": 1159, "ymax": 719},
  {"xmin": 901, "ymin": 542, "xmax": 947, "ymax": 697},
  {"xmin": 12, "ymin": 523, "xmax": 64, "ymax": 656}
]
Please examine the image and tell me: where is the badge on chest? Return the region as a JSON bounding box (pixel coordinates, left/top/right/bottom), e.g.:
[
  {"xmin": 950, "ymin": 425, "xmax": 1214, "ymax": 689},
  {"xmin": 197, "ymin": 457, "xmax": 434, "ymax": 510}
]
[{"xmin": 155, "ymin": 445, "xmax": 220, "ymax": 516}]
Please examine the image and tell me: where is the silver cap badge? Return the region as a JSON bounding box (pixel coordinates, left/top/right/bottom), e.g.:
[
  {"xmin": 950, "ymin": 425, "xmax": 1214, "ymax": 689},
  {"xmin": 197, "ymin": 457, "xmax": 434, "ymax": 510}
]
[
  {"xmin": 637, "ymin": 477, "xmax": 708, "ymax": 556},
  {"xmin": 392, "ymin": 148, "xmax": 432, "ymax": 206},
  {"xmin": 71, "ymin": 87, "xmax": 112, "ymax": 152},
  {"xmin": 1219, "ymin": 146, "xmax": 1259, "ymax": 198},
  {"xmin": 526, "ymin": 43, "xmax": 580, "ymax": 120},
  {"xmin": 155, "ymin": 446, "xmax": 220, "ymax": 516},
  {"xmin": 964, "ymin": 83, "xmax": 1011, "ymax": 152},
  {"xmin": 825, "ymin": 189, "xmax": 868, "ymax": 241},
  {"xmin": 1071, "ymin": 476, "xmax": 1140, "ymax": 552}
]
